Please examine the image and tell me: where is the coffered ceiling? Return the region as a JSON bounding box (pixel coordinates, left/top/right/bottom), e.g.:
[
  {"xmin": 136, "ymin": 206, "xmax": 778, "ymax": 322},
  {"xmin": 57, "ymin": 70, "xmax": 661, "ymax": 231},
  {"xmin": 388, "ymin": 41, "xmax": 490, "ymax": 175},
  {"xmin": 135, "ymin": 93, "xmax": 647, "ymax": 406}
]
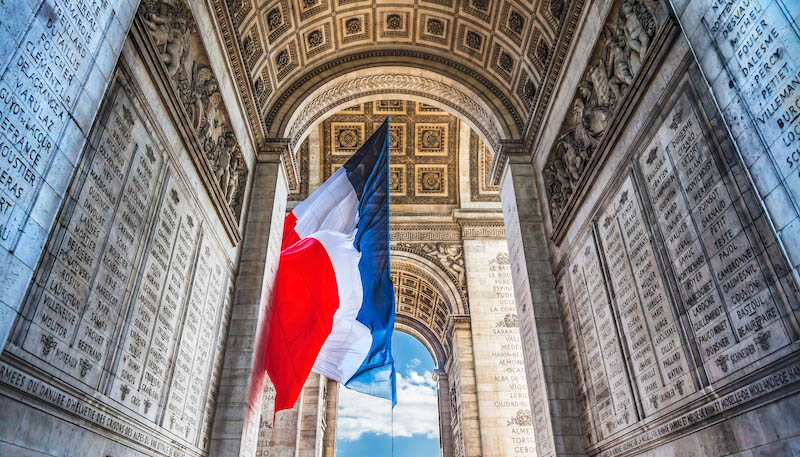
[{"xmin": 210, "ymin": 0, "xmax": 584, "ymax": 148}]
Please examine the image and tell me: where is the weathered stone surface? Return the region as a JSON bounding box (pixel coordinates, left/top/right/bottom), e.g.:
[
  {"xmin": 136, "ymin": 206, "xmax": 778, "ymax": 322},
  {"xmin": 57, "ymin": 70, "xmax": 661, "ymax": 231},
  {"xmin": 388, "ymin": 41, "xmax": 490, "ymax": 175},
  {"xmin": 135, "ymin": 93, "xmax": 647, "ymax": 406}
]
[
  {"xmin": 464, "ymin": 238, "xmax": 537, "ymax": 456},
  {"xmin": 0, "ymin": 0, "xmax": 136, "ymax": 356}
]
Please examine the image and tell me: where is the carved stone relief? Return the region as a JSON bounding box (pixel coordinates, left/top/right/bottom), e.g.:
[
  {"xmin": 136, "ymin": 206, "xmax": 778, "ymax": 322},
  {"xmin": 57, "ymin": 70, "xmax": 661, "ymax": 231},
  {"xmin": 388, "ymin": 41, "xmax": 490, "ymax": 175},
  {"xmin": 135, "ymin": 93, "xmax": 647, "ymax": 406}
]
[
  {"xmin": 543, "ymin": 0, "xmax": 666, "ymax": 232},
  {"xmin": 140, "ymin": 0, "xmax": 248, "ymax": 222},
  {"xmin": 395, "ymin": 242, "xmax": 466, "ymax": 290}
]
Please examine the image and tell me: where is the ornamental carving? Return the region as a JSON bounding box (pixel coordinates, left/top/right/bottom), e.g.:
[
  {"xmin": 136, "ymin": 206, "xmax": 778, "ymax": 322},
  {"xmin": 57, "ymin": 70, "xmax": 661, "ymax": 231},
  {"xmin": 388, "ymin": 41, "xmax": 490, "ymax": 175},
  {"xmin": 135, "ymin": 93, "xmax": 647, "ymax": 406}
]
[
  {"xmin": 395, "ymin": 242, "xmax": 466, "ymax": 290},
  {"xmin": 140, "ymin": 0, "xmax": 248, "ymax": 219},
  {"xmin": 507, "ymin": 409, "xmax": 533, "ymax": 426},
  {"xmin": 287, "ymin": 73, "xmax": 502, "ymax": 153},
  {"xmin": 543, "ymin": 0, "xmax": 663, "ymax": 227}
]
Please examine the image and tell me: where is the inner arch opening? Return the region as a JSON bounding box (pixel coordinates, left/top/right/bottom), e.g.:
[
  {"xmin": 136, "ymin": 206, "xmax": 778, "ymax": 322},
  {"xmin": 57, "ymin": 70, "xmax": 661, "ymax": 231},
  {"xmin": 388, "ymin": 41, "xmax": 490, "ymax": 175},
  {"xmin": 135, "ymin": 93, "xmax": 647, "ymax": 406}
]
[{"xmin": 335, "ymin": 331, "xmax": 441, "ymax": 457}]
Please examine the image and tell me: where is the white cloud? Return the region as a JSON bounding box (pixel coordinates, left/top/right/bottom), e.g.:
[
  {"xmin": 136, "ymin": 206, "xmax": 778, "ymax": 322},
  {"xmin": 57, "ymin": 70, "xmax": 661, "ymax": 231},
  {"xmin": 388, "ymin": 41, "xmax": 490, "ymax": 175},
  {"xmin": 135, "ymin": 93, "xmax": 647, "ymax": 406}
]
[
  {"xmin": 407, "ymin": 357, "xmax": 422, "ymax": 369},
  {"xmin": 337, "ymin": 370, "xmax": 440, "ymax": 441}
]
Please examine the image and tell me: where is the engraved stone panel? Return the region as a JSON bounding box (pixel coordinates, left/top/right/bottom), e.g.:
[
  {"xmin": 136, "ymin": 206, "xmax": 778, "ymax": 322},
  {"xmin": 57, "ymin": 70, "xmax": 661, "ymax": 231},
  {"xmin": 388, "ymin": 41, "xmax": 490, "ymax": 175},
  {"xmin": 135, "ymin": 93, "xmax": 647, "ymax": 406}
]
[
  {"xmin": 698, "ymin": 0, "xmax": 800, "ymax": 219},
  {"xmin": 463, "ymin": 240, "xmax": 536, "ymax": 457},
  {"xmin": 556, "ymin": 275, "xmax": 598, "ymax": 445},
  {"xmin": 637, "ymin": 90, "xmax": 792, "ymax": 381},
  {"xmin": 20, "ymin": 83, "xmax": 164, "ymax": 388},
  {"xmin": 110, "ymin": 179, "xmax": 200, "ymax": 422},
  {"xmin": 0, "ymin": 0, "xmax": 136, "ymax": 354},
  {"xmin": 566, "ymin": 234, "xmax": 637, "ymax": 438},
  {"xmin": 597, "ymin": 176, "xmax": 696, "ymax": 415},
  {"xmin": 3, "ymin": 64, "xmax": 236, "ymax": 455}
]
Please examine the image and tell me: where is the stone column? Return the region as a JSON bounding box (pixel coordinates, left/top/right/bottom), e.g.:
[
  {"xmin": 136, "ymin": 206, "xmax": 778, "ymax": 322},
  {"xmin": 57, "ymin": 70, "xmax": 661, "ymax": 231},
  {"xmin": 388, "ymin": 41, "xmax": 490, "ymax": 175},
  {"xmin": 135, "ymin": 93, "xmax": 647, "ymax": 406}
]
[
  {"xmin": 209, "ymin": 149, "xmax": 289, "ymax": 456},
  {"xmin": 296, "ymin": 374, "xmax": 325, "ymax": 457},
  {"xmin": 433, "ymin": 368, "xmax": 455, "ymax": 457},
  {"xmin": 270, "ymin": 395, "xmax": 302, "ymax": 457},
  {"xmin": 321, "ymin": 378, "xmax": 339, "ymax": 457},
  {"xmin": 0, "ymin": 0, "xmax": 137, "ymax": 352},
  {"xmin": 447, "ymin": 315, "xmax": 482, "ymax": 457},
  {"xmin": 499, "ymin": 149, "xmax": 586, "ymax": 457}
]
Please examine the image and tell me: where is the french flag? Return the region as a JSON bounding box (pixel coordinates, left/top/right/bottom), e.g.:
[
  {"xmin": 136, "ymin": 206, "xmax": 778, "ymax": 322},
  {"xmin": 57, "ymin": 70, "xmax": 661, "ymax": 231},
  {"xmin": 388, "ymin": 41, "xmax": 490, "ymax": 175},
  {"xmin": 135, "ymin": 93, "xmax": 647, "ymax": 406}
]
[{"xmin": 265, "ymin": 119, "xmax": 396, "ymax": 411}]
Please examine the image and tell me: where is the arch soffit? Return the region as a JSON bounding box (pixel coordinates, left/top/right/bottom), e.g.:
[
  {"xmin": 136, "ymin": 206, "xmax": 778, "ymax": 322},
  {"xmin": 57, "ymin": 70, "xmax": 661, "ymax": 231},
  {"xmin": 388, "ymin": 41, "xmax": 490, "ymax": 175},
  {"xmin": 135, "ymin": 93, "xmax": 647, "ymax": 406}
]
[
  {"xmin": 281, "ymin": 66, "xmax": 516, "ymax": 156},
  {"xmin": 391, "ymin": 250, "xmax": 465, "ymax": 316}
]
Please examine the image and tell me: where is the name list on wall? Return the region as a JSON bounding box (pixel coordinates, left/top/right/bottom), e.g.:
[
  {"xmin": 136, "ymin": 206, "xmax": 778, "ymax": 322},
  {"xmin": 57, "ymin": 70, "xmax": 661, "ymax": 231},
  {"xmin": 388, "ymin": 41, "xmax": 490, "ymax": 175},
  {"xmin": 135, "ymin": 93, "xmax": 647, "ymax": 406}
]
[
  {"xmin": 0, "ymin": 0, "xmax": 136, "ymax": 354},
  {"xmin": 637, "ymin": 91, "xmax": 791, "ymax": 380},
  {"xmin": 463, "ymin": 240, "xmax": 536, "ymax": 457},
  {"xmin": 597, "ymin": 177, "xmax": 697, "ymax": 414},
  {"xmin": 8, "ymin": 68, "xmax": 235, "ymax": 453},
  {"xmin": 567, "ymin": 235, "xmax": 637, "ymax": 438},
  {"xmin": 21, "ymin": 85, "xmax": 164, "ymax": 387},
  {"xmin": 500, "ymin": 171, "xmax": 555, "ymax": 457},
  {"xmin": 702, "ymin": 0, "xmax": 800, "ymax": 206},
  {"xmin": 556, "ymin": 275, "xmax": 598, "ymax": 445},
  {"xmin": 554, "ymin": 72, "xmax": 800, "ymax": 449}
]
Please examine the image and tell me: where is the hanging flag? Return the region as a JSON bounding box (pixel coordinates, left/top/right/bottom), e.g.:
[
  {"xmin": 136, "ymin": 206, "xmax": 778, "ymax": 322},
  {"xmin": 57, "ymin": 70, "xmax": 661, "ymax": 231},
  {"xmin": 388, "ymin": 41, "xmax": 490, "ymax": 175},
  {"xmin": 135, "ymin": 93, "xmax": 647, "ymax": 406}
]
[{"xmin": 265, "ymin": 119, "xmax": 396, "ymax": 412}]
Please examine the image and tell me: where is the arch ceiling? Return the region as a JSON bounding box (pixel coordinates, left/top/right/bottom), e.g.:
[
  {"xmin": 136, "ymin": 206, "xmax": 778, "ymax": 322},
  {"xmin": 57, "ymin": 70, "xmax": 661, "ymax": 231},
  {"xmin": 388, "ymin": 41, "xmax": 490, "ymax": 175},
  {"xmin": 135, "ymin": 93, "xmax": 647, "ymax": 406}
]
[{"xmin": 211, "ymin": 0, "xmax": 585, "ymax": 151}]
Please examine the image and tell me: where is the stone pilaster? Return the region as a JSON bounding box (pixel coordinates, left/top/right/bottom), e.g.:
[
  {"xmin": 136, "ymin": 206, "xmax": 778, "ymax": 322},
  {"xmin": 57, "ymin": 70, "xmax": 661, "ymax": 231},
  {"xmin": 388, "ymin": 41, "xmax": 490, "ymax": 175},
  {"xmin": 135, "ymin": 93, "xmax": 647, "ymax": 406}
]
[
  {"xmin": 433, "ymin": 368, "xmax": 455, "ymax": 457},
  {"xmin": 321, "ymin": 378, "xmax": 339, "ymax": 457},
  {"xmin": 447, "ymin": 315, "xmax": 482, "ymax": 457},
  {"xmin": 209, "ymin": 149, "xmax": 289, "ymax": 456},
  {"xmin": 499, "ymin": 149, "xmax": 586, "ymax": 457},
  {"xmin": 296, "ymin": 374, "xmax": 325, "ymax": 457},
  {"xmin": 270, "ymin": 396, "xmax": 302, "ymax": 457}
]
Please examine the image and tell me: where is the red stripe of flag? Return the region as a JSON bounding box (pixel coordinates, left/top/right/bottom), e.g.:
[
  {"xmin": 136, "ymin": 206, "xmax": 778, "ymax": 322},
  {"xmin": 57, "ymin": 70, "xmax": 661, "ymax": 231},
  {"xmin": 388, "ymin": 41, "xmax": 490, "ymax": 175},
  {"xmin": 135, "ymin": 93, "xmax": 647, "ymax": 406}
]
[{"xmin": 266, "ymin": 234, "xmax": 341, "ymax": 411}]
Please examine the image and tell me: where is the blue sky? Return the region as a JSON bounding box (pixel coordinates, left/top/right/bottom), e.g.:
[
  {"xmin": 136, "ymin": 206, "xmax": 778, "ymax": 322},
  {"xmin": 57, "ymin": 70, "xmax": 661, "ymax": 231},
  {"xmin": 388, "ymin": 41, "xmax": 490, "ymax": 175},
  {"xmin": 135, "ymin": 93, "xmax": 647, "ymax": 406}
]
[{"xmin": 336, "ymin": 332, "xmax": 441, "ymax": 457}]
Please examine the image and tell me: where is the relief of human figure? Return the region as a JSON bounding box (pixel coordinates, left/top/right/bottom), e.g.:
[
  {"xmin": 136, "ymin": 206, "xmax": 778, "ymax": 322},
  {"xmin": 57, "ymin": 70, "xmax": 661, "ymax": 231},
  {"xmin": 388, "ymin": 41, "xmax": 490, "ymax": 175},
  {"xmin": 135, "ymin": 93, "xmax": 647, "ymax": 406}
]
[
  {"xmin": 577, "ymin": 81, "xmax": 612, "ymax": 146},
  {"xmin": 226, "ymin": 157, "xmax": 241, "ymax": 207},
  {"xmin": 560, "ymin": 135, "xmax": 585, "ymax": 182},
  {"xmin": 142, "ymin": 3, "xmax": 189, "ymax": 78},
  {"xmin": 606, "ymin": 26, "xmax": 634, "ymax": 89},
  {"xmin": 621, "ymin": 0, "xmax": 652, "ymax": 76},
  {"xmin": 215, "ymin": 133, "xmax": 233, "ymax": 192},
  {"xmin": 191, "ymin": 63, "xmax": 221, "ymax": 133},
  {"xmin": 436, "ymin": 243, "xmax": 465, "ymax": 286}
]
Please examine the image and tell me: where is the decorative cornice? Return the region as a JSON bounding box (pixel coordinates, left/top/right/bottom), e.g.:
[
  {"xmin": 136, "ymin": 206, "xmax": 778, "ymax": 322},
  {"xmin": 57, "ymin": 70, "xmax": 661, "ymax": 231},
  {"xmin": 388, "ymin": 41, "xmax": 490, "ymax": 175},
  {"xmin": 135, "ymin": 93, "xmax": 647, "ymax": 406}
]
[
  {"xmin": 489, "ymin": 139, "xmax": 525, "ymax": 186},
  {"xmin": 459, "ymin": 221, "xmax": 507, "ymax": 239},
  {"xmin": 390, "ymin": 223, "xmax": 461, "ymax": 242},
  {"xmin": 524, "ymin": 0, "xmax": 588, "ymax": 152},
  {"xmin": 208, "ymin": 0, "xmax": 265, "ymax": 148}
]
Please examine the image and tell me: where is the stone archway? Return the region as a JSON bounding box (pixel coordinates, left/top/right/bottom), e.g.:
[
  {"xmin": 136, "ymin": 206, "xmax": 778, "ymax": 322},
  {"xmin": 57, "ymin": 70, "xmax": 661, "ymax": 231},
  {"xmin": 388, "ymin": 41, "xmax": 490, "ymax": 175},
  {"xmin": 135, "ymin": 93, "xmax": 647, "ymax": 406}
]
[
  {"xmin": 391, "ymin": 254, "xmax": 463, "ymax": 457},
  {"xmin": 282, "ymin": 67, "xmax": 510, "ymax": 156}
]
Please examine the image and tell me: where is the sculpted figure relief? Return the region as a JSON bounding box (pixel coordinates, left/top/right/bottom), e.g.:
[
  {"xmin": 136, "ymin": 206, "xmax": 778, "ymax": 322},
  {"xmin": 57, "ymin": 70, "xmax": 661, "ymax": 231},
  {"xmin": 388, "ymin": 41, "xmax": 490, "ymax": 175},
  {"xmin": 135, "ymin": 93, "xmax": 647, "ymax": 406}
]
[
  {"xmin": 395, "ymin": 242, "xmax": 466, "ymax": 288},
  {"xmin": 544, "ymin": 0, "xmax": 660, "ymax": 222},
  {"xmin": 141, "ymin": 0, "xmax": 248, "ymax": 218}
]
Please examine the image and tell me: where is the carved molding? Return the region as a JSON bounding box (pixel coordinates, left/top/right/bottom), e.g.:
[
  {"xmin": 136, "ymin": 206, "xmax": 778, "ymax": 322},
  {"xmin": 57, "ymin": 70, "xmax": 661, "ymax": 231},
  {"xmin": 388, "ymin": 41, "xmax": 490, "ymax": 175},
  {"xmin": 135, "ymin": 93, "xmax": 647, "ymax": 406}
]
[
  {"xmin": 460, "ymin": 221, "xmax": 506, "ymax": 239},
  {"xmin": 286, "ymin": 73, "xmax": 504, "ymax": 153},
  {"xmin": 542, "ymin": 0, "xmax": 670, "ymax": 242},
  {"xmin": 390, "ymin": 223, "xmax": 462, "ymax": 242},
  {"xmin": 135, "ymin": 1, "xmax": 248, "ymax": 242}
]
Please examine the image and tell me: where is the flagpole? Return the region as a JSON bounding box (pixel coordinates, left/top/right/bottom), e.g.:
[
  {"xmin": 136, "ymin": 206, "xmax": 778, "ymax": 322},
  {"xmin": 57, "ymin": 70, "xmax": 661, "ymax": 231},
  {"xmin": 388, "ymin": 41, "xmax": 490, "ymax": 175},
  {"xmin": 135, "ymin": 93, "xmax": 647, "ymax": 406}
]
[{"xmin": 391, "ymin": 401, "xmax": 395, "ymax": 457}]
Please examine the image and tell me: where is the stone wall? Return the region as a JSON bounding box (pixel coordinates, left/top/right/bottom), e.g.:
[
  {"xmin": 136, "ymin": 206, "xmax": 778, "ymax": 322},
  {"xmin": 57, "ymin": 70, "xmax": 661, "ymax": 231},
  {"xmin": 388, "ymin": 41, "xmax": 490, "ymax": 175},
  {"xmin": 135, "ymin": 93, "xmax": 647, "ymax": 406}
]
[
  {"xmin": 521, "ymin": 0, "xmax": 800, "ymax": 455},
  {"xmin": 0, "ymin": 1, "xmax": 264, "ymax": 455},
  {"xmin": 0, "ymin": 0, "xmax": 137, "ymax": 356},
  {"xmin": 463, "ymin": 238, "xmax": 537, "ymax": 456}
]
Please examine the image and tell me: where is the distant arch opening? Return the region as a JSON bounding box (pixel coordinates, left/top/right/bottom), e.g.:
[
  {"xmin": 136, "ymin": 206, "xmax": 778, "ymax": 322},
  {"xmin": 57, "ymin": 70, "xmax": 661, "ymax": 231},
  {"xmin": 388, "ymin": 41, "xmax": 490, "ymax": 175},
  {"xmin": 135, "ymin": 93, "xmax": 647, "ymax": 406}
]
[{"xmin": 335, "ymin": 331, "xmax": 442, "ymax": 457}]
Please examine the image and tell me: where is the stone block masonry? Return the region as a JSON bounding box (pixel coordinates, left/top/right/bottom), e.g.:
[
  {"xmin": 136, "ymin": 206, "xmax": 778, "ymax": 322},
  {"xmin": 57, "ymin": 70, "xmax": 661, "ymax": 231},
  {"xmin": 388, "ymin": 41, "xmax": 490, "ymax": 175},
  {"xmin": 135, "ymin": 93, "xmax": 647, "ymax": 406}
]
[{"xmin": 0, "ymin": 0, "xmax": 138, "ymax": 354}]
